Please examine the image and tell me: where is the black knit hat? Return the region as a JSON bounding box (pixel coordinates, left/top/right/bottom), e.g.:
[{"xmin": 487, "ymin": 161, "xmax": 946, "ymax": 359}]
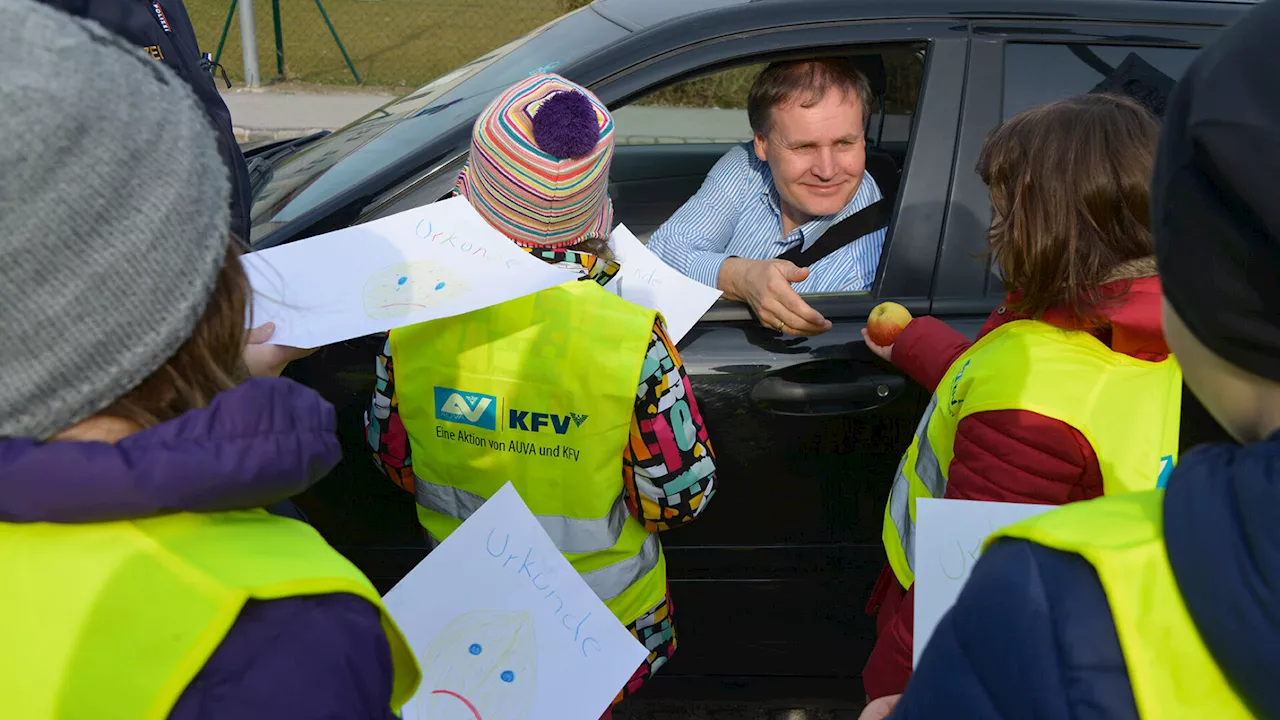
[{"xmin": 1153, "ymin": 0, "xmax": 1280, "ymax": 383}]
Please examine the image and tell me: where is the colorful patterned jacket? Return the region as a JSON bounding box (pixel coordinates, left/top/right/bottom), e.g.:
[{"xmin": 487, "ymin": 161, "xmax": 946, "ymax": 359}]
[{"xmin": 365, "ymin": 245, "xmax": 718, "ymax": 702}]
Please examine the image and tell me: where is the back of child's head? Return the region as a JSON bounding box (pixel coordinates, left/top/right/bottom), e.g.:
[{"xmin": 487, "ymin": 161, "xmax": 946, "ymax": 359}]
[
  {"xmin": 0, "ymin": 0, "xmax": 245, "ymax": 440},
  {"xmin": 457, "ymin": 74, "xmax": 616, "ymax": 257},
  {"xmin": 978, "ymin": 93, "xmax": 1159, "ymax": 323},
  {"xmin": 1154, "ymin": 0, "xmax": 1280, "ymax": 443}
]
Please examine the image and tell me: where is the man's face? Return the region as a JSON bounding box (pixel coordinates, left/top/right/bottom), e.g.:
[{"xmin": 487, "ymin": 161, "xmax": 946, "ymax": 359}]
[{"xmin": 754, "ymin": 89, "xmax": 866, "ymax": 225}]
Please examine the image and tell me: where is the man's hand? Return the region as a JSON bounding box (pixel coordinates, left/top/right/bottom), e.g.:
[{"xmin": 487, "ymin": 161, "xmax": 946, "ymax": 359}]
[
  {"xmin": 243, "ymin": 322, "xmax": 317, "ymax": 377},
  {"xmin": 718, "ymin": 257, "xmax": 832, "ymax": 336},
  {"xmin": 859, "ymin": 694, "xmax": 901, "ymax": 720}
]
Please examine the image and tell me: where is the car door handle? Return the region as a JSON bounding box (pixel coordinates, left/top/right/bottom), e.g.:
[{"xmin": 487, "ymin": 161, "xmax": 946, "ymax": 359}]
[{"xmin": 751, "ymin": 375, "xmax": 907, "ymax": 415}]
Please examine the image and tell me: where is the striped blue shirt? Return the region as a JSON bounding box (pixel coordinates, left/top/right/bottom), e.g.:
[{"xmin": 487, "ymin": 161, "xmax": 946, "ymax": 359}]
[{"xmin": 647, "ymin": 143, "xmax": 886, "ymax": 293}]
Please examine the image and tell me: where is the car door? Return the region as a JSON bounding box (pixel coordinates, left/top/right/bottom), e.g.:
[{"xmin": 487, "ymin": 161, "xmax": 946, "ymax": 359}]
[{"xmin": 569, "ymin": 21, "xmax": 970, "ymax": 699}]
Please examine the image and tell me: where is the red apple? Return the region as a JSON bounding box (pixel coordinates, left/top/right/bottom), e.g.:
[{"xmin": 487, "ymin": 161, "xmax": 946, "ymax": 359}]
[{"xmin": 866, "ymin": 302, "xmax": 913, "ymax": 346}]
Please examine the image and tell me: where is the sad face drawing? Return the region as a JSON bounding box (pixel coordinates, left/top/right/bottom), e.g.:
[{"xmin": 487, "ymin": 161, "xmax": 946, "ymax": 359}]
[
  {"xmin": 412, "ymin": 611, "xmax": 538, "ymax": 720},
  {"xmin": 362, "ymin": 261, "xmax": 470, "ymax": 320}
]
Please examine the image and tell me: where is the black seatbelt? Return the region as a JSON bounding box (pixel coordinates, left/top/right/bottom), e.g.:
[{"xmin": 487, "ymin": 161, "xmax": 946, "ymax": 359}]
[
  {"xmin": 1068, "ymin": 44, "xmax": 1118, "ymax": 77},
  {"xmin": 1068, "ymin": 45, "xmax": 1176, "ymax": 118},
  {"xmin": 775, "ymin": 199, "xmax": 890, "ymax": 268}
]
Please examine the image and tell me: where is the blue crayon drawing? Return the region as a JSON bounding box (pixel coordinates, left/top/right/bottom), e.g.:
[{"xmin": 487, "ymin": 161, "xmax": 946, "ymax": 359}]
[
  {"xmin": 413, "ymin": 610, "xmax": 538, "ymax": 720},
  {"xmin": 362, "ymin": 260, "xmax": 470, "ymax": 321}
]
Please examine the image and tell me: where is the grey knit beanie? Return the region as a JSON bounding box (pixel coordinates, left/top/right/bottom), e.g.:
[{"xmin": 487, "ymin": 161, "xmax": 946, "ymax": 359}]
[{"xmin": 0, "ymin": 0, "xmax": 231, "ymax": 440}]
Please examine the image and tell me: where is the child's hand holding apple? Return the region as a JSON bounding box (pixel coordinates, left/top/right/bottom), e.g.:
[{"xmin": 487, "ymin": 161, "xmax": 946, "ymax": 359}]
[{"xmin": 862, "ymin": 302, "xmax": 913, "ymax": 362}]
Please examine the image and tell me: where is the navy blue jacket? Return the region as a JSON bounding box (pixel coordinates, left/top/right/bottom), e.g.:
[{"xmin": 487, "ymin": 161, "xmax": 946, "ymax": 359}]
[
  {"xmin": 41, "ymin": 0, "xmax": 252, "ymax": 242},
  {"xmin": 892, "ymin": 434, "xmax": 1280, "ymax": 718}
]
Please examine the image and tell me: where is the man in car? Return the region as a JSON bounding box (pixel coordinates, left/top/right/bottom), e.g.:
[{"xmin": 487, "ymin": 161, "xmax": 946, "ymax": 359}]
[
  {"xmin": 647, "ymin": 58, "xmax": 887, "ymax": 337},
  {"xmin": 40, "ymin": 0, "xmax": 252, "ymax": 242}
]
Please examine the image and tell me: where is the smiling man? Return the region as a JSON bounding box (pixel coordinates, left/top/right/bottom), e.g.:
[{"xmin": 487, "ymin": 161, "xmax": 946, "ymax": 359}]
[{"xmin": 647, "ymin": 59, "xmax": 886, "ymax": 336}]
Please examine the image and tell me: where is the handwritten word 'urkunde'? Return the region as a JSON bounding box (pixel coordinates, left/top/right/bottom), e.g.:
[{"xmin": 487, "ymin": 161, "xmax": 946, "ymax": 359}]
[
  {"xmin": 485, "ymin": 528, "xmax": 601, "ymax": 658},
  {"xmin": 416, "ymin": 220, "xmax": 522, "ymax": 269}
]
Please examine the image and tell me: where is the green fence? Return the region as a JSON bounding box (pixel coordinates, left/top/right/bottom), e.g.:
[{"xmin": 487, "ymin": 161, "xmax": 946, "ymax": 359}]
[{"xmin": 188, "ymin": 0, "xmax": 580, "ymax": 88}]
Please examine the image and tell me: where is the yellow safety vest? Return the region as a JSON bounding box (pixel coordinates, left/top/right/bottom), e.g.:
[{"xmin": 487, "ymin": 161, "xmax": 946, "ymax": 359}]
[
  {"xmin": 883, "ymin": 319, "xmax": 1182, "ymax": 588},
  {"xmin": 390, "ymin": 279, "xmax": 669, "ymax": 627},
  {"xmin": 0, "ymin": 509, "xmax": 421, "ymax": 720},
  {"xmin": 990, "ymin": 491, "xmax": 1251, "ymax": 719}
]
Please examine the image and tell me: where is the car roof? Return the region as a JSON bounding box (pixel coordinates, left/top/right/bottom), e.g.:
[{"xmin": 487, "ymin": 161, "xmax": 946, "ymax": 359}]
[
  {"xmin": 591, "ymin": 0, "xmax": 749, "ymax": 30},
  {"xmin": 590, "ymin": 0, "xmax": 1256, "ymax": 32}
]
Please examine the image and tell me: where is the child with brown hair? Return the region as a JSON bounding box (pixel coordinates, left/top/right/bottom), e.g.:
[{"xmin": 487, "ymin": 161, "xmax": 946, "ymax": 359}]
[
  {"xmin": 868, "ymin": 0, "xmax": 1280, "ymax": 714},
  {"xmin": 861, "ymin": 93, "xmax": 1182, "ymax": 699}
]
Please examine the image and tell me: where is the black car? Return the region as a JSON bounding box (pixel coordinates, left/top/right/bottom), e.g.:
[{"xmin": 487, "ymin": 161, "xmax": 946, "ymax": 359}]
[{"xmin": 246, "ymin": 0, "xmax": 1249, "ymax": 706}]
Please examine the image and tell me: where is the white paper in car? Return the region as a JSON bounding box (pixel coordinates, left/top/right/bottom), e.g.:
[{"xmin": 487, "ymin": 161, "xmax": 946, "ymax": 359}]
[
  {"xmin": 381, "ymin": 483, "xmax": 650, "ymax": 720},
  {"xmin": 241, "ymin": 197, "xmax": 578, "ymax": 348},
  {"xmin": 912, "ymin": 498, "xmax": 1054, "ymax": 668},
  {"xmin": 603, "ymin": 225, "xmax": 723, "ymax": 344}
]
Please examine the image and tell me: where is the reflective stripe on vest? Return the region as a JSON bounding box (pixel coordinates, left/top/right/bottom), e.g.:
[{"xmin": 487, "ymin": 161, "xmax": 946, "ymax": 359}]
[
  {"xmin": 415, "ymin": 474, "xmax": 634, "ymax": 554},
  {"xmin": 883, "ymin": 395, "xmax": 947, "ymax": 587},
  {"xmin": 0, "ymin": 510, "xmax": 421, "ymax": 720},
  {"xmin": 882, "ymin": 319, "xmax": 1182, "ymax": 589},
  {"xmin": 991, "ymin": 491, "xmax": 1250, "ymax": 719},
  {"xmin": 391, "ymin": 279, "xmax": 668, "ymax": 626},
  {"xmin": 415, "ymin": 474, "xmax": 661, "ymax": 602}
]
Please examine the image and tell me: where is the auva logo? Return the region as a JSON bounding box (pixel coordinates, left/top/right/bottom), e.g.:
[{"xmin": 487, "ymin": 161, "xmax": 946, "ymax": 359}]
[
  {"xmin": 509, "ymin": 409, "xmax": 589, "ymax": 435},
  {"xmin": 1156, "ymin": 454, "xmax": 1175, "ymax": 489},
  {"xmin": 434, "ymin": 387, "xmax": 497, "ymax": 431}
]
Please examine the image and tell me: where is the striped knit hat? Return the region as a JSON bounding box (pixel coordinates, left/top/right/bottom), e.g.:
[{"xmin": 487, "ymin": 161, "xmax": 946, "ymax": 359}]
[{"xmin": 457, "ymin": 74, "xmax": 614, "ymax": 249}]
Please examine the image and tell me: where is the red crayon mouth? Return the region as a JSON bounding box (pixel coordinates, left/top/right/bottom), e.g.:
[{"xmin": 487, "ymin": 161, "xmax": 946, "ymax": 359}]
[{"xmin": 431, "ymin": 689, "xmax": 483, "ymax": 719}]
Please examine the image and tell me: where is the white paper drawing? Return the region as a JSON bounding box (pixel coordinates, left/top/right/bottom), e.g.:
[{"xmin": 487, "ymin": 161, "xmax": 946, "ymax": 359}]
[
  {"xmin": 912, "ymin": 498, "xmax": 1054, "ymax": 667},
  {"xmin": 382, "ymin": 483, "xmax": 649, "ymax": 720},
  {"xmin": 413, "ymin": 611, "xmax": 538, "ymax": 720},
  {"xmin": 603, "ymin": 225, "xmax": 723, "ymax": 344},
  {"xmin": 362, "ymin": 260, "xmax": 471, "ymax": 320},
  {"xmin": 241, "ymin": 197, "xmax": 578, "ymax": 348}
]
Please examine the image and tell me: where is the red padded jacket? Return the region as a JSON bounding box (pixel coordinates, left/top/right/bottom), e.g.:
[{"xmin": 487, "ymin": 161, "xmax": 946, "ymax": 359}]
[{"xmin": 862, "ymin": 270, "xmax": 1170, "ymax": 700}]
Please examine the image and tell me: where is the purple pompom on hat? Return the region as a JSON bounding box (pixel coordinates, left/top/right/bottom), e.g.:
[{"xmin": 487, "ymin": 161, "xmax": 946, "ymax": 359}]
[
  {"xmin": 457, "ymin": 74, "xmax": 615, "ymax": 249},
  {"xmin": 532, "ymin": 89, "xmax": 600, "ymax": 159}
]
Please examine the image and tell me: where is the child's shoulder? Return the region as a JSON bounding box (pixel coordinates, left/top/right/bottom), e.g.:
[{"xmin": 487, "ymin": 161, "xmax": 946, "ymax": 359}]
[{"xmin": 172, "ymin": 594, "xmax": 395, "ymax": 718}]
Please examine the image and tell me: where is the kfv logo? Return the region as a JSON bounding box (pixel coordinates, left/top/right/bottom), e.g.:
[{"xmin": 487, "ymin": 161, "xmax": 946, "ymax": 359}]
[
  {"xmin": 509, "ymin": 409, "xmax": 589, "ymax": 435},
  {"xmin": 434, "ymin": 387, "xmax": 497, "ymax": 431}
]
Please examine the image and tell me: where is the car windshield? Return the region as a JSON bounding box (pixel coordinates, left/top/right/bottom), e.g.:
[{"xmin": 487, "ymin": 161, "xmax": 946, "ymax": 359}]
[{"xmin": 248, "ymin": 6, "xmax": 630, "ymax": 243}]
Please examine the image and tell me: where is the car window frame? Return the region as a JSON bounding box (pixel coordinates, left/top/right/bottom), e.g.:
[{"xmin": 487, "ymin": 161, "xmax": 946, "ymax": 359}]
[
  {"xmin": 932, "ymin": 19, "xmax": 1224, "ymax": 318},
  {"xmin": 365, "ymin": 19, "xmax": 969, "ymax": 325}
]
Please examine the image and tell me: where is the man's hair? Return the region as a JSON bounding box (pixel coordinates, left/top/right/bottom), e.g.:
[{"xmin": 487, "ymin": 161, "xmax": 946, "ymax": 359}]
[
  {"xmin": 103, "ymin": 242, "xmax": 249, "ymax": 428},
  {"xmin": 747, "ymin": 58, "xmax": 873, "ymax": 137},
  {"xmin": 978, "ymin": 93, "xmax": 1159, "ymax": 324}
]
